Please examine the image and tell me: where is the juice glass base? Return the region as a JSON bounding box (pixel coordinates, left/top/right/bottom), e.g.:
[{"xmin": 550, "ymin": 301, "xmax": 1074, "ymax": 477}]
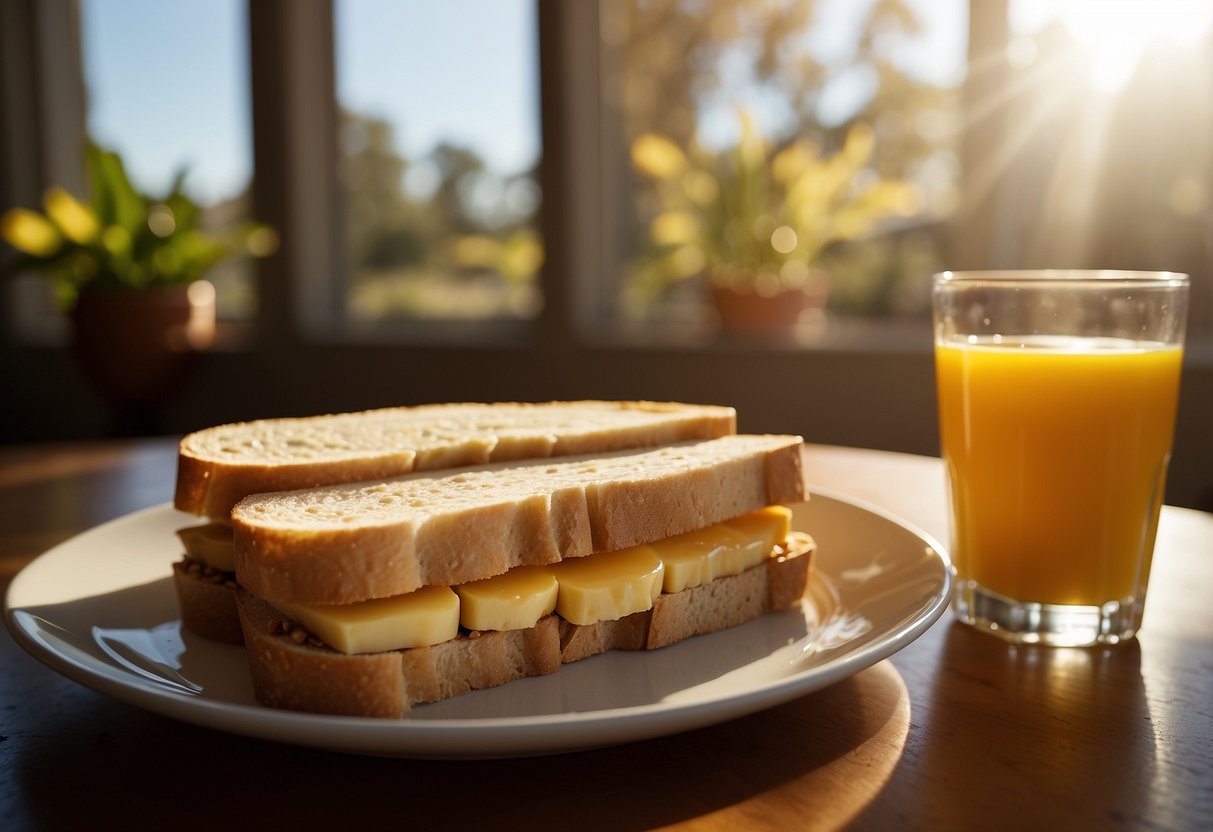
[{"xmin": 953, "ymin": 580, "xmax": 1144, "ymax": 647}]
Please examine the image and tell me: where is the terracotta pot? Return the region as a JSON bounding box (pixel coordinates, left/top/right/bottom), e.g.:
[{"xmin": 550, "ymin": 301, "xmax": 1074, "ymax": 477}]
[
  {"xmin": 69, "ymin": 280, "xmax": 216, "ymax": 405},
  {"xmin": 710, "ymin": 273, "xmax": 829, "ymax": 336}
]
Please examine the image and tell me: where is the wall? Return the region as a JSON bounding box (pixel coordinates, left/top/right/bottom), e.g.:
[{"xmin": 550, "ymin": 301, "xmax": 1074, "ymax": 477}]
[{"xmin": 3, "ymin": 332, "xmax": 1210, "ymax": 512}]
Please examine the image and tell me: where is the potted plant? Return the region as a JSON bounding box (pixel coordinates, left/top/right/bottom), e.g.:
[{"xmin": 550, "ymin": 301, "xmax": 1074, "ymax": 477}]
[
  {"xmin": 627, "ymin": 115, "xmax": 919, "ymax": 335},
  {"xmin": 0, "ymin": 142, "xmax": 275, "ymax": 410}
]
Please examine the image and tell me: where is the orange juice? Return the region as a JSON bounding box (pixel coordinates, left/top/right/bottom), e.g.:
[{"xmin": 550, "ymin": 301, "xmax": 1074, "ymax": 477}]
[{"xmin": 936, "ymin": 337, "xmax": 1182, "ymax": 606}]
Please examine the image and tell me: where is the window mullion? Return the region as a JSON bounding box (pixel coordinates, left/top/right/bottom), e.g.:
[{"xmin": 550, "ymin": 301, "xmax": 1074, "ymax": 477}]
[
  {"xmin": 537, "ymin": 0, "xmax": 606, "ymax": 346},
  {"xmin": 248, "ymin": 0, "xmax": 345, "ymax": 348},
  {"xmin": 0, "ymin": 0, "xmax": 86, "ymax": 343}
]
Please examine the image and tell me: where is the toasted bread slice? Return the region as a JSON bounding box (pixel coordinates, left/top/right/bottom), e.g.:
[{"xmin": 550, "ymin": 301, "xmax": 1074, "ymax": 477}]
[
  {"xmin": 172, "ymin": 560, "xmax": 244, "ymax": 644},
  {"xmin": 232, "ymin": 434, "xmax": 806, "ymax": 606},
  {"xmin": 237, "ymin": 593, "xmax": 563, "ymax": 718},
  {"xmin": 236, "ymin": 535, "xmax": 814, "ymax": 718},
  {"xmin": 176, "ymin": 401, "xmax": 737, "ymax": 520}
]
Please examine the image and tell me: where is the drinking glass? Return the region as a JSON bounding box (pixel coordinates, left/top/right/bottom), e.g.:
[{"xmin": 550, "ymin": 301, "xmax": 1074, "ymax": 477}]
[{"xmin": 933, "ymin": 270, "xmax": 1188, "ymax": 645}]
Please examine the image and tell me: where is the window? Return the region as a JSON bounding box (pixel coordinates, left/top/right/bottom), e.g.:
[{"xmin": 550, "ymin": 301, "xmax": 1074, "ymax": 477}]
[
  {"xmin": 600, "ymin": 0, "xmax": 968, "ymax": 338},
  {"xmin": 80, "ymin": 0, "xmax": 256, "ymax": 320},
  {"xmin": 13, "ymin": 1, "xmax": 1207, "ymax": 344},
  {"xmin": 334, "ymin": 0, "xmax": 542, "ymax": 323},
  {"xmin": 2, "ymin": 0, "xmax": 1210, "ymax": 506}
]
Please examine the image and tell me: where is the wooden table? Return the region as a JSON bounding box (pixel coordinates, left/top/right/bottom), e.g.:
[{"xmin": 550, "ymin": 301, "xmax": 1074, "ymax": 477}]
[{"xmin": 2, "ymin": 439, "xmax": 1210, "ymax": 830}]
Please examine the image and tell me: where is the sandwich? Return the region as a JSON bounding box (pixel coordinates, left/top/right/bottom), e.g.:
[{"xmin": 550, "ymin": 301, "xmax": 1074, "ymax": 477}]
[
  {"xmin": 171, "ymin": 401, "xmax": 738, "ymax": 642},
  {"xmin": 229, "ymin": 433, "xmax": 814, "ymax": 718}
]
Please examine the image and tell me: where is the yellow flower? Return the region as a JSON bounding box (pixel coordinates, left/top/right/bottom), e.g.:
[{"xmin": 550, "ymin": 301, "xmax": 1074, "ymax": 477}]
[
  {"xmin": 631, "ymin": 133, "xmax": 689, "ymax": 181},
  {"xmin": 667, "ymin": 244, "xmax": 706, "ymax": 278},
  {"xmin": 842, "ymin": 123, "xmax": 876, "ymax": 168},
  {"xmin": 650, "ymin": 211, "xmax": 700, "ymax": 246},
  {"xmin": 43, "ymin": 187, "xmax": 99, "ymax": 244},
  {"xmin": 0, "ymin": 208, "xmax": 62, "ymax": 257},
  {"xmin": 771, "ymin": 141, "xmax": 818, "ymax": 185}
]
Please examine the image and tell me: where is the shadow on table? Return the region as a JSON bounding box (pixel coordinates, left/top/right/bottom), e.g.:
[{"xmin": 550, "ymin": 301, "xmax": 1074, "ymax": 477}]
[
  {"xmin": 871, "ymin": 621, "xmax": 1155, "ymax": 828},
  {"xmin": 11, "ymin": 657, "xmax": 911, "ymax": 831}
]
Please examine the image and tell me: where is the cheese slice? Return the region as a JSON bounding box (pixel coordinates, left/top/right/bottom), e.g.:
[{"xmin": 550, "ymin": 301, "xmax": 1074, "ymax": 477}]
[
  {"xmin": 266, "ymin": 506, "xmax": 793, "ymax": 654},
  {"xmin": 653, "ymin": 526, "xmax": 735, "ymax": 593},
  {"xmin": 455, "ymin": 566, "xmax": 559, "ymax": 632},
  {"xmin": 271, "ymin": 586, "xmax": 459, "ymax": 654},
  {"xmin": 719, "ymin": 505, "xmax": 792, "ymax": 576},
  {"xmin": 176, "ymin": 522, "xmax": 235, "ymax": 572},
  {"xmin": 657, "ymin": 505, "xmax": 791, "ymax": 592},
  {"xmin": 724, "ymin": 505, "xmax": 792, "ymax": 553},
  {"xmin": 547, "ymin": 546, "xmax": 665, "ymax": 626}
]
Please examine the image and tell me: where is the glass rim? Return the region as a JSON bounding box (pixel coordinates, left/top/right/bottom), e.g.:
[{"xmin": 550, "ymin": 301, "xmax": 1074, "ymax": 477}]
[{"xmin": 933, "ymin": 269, "xmax": 1189, "ymax": 288}]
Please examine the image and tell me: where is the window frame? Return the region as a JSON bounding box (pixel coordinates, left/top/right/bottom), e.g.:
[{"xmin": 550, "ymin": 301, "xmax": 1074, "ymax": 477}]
[
  {"xmin": 247, "ymin": 0, "xmax": 569, "ymax": 348},
  {"xmin": 0, "ymin": 0, "xmax": 87, "ymax": 343},
  {"xmin": 2, "ymin": 1, "xmax": 1210, "ymax": 514},
  {"xmin": 2, "ymin": 0, "xmax": 954, "ymax": 352}
]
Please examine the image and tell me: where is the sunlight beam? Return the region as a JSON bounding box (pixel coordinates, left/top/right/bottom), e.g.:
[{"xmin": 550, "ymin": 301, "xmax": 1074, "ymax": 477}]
[{"xmin": 1054, "ymin": 0, "xmax": 1213, "ymax": 92}]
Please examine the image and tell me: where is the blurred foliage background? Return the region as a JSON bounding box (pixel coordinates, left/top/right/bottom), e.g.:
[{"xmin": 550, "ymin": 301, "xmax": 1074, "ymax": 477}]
[{"xmin": 338, "ymin": 0, "xmax": 957, "ymax": 324}]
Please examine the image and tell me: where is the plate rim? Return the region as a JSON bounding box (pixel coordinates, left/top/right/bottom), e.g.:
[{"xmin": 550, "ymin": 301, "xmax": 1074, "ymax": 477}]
[{"xmin": 4, "ymin": 487, "xmax": 952, "ymax": 757}]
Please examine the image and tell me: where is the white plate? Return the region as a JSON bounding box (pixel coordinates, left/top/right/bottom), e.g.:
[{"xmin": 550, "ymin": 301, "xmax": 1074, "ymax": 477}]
[{"xmin": 4, "ymin": 489, "xmax": 950, "ymax": 758}]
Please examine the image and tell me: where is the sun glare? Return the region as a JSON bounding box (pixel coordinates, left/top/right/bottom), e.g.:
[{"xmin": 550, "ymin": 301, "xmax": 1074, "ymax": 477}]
[{"xmin": 1054, "ymin": 0, "xmax": 1213, "ymax": 92}]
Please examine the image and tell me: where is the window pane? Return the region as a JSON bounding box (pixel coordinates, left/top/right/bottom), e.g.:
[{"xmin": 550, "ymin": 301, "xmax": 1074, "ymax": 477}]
[
  {"xmin": 335, "ymin": 0, "xmax": 542, "ymax": 322},
  {"xmin": 604, "ymin": 0, "xmax": 966, "ymax": 335},
  {"xmin": 80, "ymin": 0, "xmax": 255, "ymax": 320}
]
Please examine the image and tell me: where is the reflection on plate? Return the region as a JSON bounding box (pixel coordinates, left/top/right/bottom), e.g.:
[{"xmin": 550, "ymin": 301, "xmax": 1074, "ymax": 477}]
[{"xmin": 4, "ymin": 489, "xmax": 950, "ymax": 759}]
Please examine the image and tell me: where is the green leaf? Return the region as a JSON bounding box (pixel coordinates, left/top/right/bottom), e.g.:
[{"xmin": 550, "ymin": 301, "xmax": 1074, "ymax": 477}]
[{"xmin": 86, "ymin": 141, "xmax": 146, "ymax": 233}]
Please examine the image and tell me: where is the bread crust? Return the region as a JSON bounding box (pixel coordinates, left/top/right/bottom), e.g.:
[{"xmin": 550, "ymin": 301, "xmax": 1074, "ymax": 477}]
[
  {"xmin": 238, "ymin": 592, "xmax": 407, "ymax": 717},
  {"xmin": 171, "ymin": 560, "xmax": 244, "ymax": 644},
  {"xmin": 237, "ymin": 591, "xmax": 561, "ymax": 718},
  {"xmin": 233, "ymin": 435, "xmax": 806, "ymax": 605},
  {"xmin": 237, "ymin": 536, "xmax": 814, "ymax": 718},
  {"xmin": 175, "ymin": 401, "xmax": 737, "ymax": 519},
  {"xmin": 558, "ymin": 611, "xmax": 650, "ymax": 663}
]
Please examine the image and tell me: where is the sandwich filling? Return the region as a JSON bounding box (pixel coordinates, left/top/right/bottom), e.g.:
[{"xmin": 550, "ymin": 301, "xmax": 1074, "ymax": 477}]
[
  {"xmin": 177, "ymin": 521, "xmax": 236, "ymax": 573},
  {"xmin": 251, "ymin": 506, "xmax": 797, "ymax": 655}
]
